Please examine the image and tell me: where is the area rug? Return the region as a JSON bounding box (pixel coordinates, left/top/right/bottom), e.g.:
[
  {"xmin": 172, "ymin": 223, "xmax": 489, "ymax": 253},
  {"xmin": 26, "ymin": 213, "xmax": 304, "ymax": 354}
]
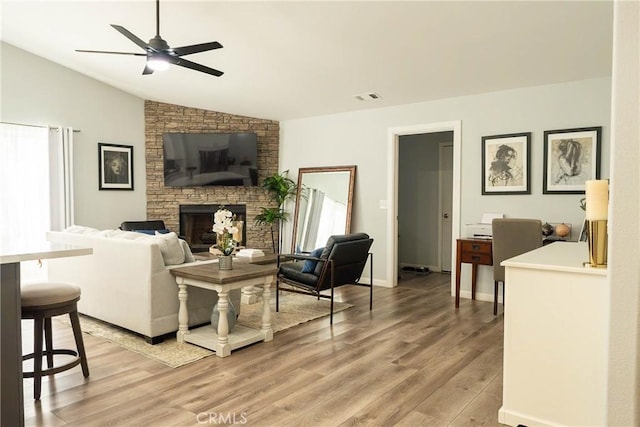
[{"xmin": 56, "ymin": 292, "xmax": 352, "ymax": 368}]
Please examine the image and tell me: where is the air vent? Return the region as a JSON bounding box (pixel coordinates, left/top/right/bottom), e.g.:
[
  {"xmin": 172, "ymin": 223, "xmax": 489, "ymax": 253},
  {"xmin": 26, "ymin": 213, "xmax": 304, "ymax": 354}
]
[{"xmin": 354, "ymin": 92, "xmax": 382, "ymax": 101}]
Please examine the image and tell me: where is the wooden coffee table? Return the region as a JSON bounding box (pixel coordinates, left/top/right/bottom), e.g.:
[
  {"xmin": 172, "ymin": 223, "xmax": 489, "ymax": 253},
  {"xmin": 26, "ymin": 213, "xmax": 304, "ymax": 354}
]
[{"xmin": 169, "ymin": 262, "xmax": 277, "ymax": 357}]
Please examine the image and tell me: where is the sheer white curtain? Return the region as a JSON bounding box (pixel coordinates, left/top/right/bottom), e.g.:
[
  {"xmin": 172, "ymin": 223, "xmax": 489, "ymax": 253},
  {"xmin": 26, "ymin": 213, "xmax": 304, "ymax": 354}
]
[{"xmin": 0, "ymin": 123, "xmax": 74, "ymax": 282}]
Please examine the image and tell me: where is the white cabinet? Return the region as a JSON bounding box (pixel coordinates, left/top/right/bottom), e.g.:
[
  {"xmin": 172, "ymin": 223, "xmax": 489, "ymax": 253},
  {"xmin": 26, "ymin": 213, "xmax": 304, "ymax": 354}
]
[{"xmin": 499, "ymin": 242, "xmax": 608, "ymax": 427}]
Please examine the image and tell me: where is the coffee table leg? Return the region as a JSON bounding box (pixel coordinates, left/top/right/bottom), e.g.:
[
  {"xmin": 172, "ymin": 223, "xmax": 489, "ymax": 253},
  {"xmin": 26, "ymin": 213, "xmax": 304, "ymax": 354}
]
[
  {"xmin": 215, "ymin": 291, "xmax": 231, "ymax": 357},
  {"xmin": 176, "ymin": 280, "xmax": 189, "ymax": 343},
  {"xmin": 261, "ymin": 277, "xmax": 273, "ymax": 342}
]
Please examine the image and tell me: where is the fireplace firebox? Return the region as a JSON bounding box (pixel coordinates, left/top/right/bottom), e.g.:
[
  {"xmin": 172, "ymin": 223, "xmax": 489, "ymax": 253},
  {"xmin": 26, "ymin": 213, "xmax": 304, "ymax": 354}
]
[{"xmin": 179, "ymin": 204, "xmax": 246, "ymax": 253}]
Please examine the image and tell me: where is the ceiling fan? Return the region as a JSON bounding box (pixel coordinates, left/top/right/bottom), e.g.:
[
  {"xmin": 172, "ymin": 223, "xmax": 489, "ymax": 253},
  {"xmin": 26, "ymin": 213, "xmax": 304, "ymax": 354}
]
[{"xmin": 76, "ymin": 0, "xmax": 223, "ymax": 77}]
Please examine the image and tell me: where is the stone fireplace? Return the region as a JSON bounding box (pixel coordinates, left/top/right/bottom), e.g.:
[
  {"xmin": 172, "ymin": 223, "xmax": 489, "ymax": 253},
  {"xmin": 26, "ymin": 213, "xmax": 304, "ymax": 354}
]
[
  {"xmin": 144, "ymin": 100, "xmax": 280, "ymax": 253},
  {"xmin": 180, "ymin": 204, "xmax": 246, "ymax": 253}
]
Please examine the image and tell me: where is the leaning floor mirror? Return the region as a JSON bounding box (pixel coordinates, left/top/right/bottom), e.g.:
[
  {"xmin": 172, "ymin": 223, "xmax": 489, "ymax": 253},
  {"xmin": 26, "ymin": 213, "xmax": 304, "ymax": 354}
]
[{"xmin": 291, "ymin": 165, "xmax": 356, "ymax": 253}]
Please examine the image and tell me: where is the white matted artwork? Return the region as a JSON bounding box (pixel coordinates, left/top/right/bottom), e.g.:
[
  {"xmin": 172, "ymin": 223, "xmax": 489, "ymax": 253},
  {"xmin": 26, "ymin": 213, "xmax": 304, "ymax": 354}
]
[
  {"xmin": 99, "ymin": 143, "xmax": 134, "ymax": 190},
  {"xmin": 543, "ymin": 127, "xmax": 601, "ymax": 194},
  {"xmin": 481, "ymin": 132, "xmax": 531, "ymax": 195}
]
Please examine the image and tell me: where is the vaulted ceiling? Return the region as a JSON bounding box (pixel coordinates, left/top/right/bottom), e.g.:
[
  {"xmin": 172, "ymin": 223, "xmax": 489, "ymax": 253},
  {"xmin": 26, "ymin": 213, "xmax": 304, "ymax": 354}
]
[{"xmin": 1, "ymin": 1, "xmax": 613, "ymax": 121}]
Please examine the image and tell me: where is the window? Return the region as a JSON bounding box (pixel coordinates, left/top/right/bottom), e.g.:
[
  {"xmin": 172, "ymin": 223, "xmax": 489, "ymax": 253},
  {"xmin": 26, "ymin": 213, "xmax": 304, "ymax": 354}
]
[{"xmin": 0, "ymin": 123, "xmax": 74, "ymax": 282}]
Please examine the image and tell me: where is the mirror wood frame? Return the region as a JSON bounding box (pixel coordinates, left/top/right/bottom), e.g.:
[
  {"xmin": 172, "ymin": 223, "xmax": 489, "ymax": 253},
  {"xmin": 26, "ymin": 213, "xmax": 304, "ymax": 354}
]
[{"xmin": 291, "ymin": 165, "xmax": 356, "ymax": 253}]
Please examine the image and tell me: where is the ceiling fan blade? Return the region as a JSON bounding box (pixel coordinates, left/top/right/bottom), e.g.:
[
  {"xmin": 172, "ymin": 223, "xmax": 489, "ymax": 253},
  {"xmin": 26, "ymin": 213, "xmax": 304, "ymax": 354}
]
[
  {"xmin": 76, "ymin": 49, "xmax": 146, "ymax": 56},
  {"xmin": 111, "ymin": 24, "xmax": 152, "ymax": 51},
  {"xmin": 172, "ymin": 42, "xmax": 223, "ymax": 57},
  {"xmin": 170, "ymin": 57, "xmax": 224, "ymax": 77},
  {"xmin": 142, "ymin": 64, "xmax": 154, "ymax": 75}
]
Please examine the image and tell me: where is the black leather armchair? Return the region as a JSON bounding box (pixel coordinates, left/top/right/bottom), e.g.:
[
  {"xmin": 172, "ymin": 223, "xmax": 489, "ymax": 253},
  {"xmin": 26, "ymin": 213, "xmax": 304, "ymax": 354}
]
[{"xmin": 277, "ymin": 233, "xmax": 374, "ymax": 324}]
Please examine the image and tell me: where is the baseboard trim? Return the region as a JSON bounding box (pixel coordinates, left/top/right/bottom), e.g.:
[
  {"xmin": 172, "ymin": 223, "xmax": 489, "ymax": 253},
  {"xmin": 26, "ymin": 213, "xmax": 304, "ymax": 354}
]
[
  {"xmin": 498, "ymin": 406, "xmax": 557, "ymax": 427},
  {"xmin": 458, "ymin": 290, "xmax": 500, "ymax": 304}
]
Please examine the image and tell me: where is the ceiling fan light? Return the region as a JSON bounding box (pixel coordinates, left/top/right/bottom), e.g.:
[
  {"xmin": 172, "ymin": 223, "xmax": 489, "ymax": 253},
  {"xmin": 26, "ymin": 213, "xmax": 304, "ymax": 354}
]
[{"xmin": 147, "ymin": 57, "xmax": 170, "ymax": 71}]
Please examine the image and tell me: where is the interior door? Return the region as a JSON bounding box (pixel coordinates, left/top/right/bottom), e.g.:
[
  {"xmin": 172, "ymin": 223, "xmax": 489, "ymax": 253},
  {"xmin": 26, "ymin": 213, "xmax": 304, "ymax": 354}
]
[{"xmin": 440, "ymin": 143, "xmax": 453, "ymax": 272}]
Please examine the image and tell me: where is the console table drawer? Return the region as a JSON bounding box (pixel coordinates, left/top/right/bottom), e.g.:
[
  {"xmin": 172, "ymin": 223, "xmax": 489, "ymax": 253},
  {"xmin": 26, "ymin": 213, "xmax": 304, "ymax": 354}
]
[
  {"xmin": 461, "ymin": 241, "xmax": 492, "ymax": 255},
  {"xmin": 460, "ymin": 252, "xmax": 492, "ymax": 265}
]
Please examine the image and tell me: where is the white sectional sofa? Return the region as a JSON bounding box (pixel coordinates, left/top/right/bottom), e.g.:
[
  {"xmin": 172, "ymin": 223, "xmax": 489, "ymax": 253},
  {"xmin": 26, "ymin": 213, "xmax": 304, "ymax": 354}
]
[{"xmin": 46, "ymin": 226, "xmax": 240, "ymax": 343}]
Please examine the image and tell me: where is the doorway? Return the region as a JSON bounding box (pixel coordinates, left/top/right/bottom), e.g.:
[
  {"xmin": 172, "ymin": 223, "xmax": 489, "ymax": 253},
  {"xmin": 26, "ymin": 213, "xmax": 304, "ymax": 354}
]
[
  {"xmin": 386, "ymin": 121, "xmax": 461, "ymax": 289},
  {"xmin": 397, "ymin": 132, "xmax": 453, "ymax": 275}
]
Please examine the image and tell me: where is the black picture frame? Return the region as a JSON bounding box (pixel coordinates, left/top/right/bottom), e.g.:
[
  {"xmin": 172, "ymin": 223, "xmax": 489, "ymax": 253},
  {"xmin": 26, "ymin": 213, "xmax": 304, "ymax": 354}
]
[
  {"xmin": 543, "ymin": 126, "xmax": 601, "ymax": 194},
  {"xmin": 481, "ymin": 132, "xmax": 531, "ymax": 195},
  {"xmin": 98, "ymin": 143, "xmax": 134, "ymax": 190}
]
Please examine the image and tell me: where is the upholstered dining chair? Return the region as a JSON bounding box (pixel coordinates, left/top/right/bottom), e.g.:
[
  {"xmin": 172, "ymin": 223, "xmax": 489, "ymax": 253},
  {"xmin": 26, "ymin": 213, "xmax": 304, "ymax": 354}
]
[{"xmin": 491, "ymin": 218, "xmax": 543, "ymax": 315}]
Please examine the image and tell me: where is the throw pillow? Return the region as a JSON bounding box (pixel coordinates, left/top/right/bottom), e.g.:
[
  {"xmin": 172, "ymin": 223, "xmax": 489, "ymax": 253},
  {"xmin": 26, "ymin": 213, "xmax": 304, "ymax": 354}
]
[
  {"xmin": 301, "ymin": 247, "xmax": 324, "ymax": 274},
  {"xmin": 153, "ymin": 231, "xmax": 185, "ymax": 265},
  {"xmin": 180, "ymin": 239, "xmax": 195, "ymax": 263}
]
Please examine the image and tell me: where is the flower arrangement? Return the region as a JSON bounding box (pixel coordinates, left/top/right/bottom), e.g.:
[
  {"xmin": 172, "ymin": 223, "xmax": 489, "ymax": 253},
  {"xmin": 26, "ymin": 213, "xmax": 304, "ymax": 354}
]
[{"xmin": 212, "ymin": 208, "xmax": 238, "ymax": 256}]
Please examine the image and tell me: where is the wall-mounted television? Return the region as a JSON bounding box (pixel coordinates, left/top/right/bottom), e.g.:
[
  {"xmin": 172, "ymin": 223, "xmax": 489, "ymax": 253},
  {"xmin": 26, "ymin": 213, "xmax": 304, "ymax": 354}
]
[{"xmin": 162, "ymin": 133, "xmax": 258, "ymax": 187}]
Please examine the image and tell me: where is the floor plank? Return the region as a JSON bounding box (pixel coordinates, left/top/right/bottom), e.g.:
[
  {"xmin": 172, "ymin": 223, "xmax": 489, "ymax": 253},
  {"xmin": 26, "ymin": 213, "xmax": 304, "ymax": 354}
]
[{"xmin": 22, "ymin": 272, "xmax": 506, "ymax": 426}]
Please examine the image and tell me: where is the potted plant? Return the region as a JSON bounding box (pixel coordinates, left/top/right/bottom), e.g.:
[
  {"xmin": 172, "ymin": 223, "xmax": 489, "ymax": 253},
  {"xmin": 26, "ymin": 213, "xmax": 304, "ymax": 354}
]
[
  {"xmin": 254, "ymin": 170, "xmax": 297, "ymax": 253},
  {"xmin": 212, "ymin": 207, "xmax": 238, "ymax": 270}
]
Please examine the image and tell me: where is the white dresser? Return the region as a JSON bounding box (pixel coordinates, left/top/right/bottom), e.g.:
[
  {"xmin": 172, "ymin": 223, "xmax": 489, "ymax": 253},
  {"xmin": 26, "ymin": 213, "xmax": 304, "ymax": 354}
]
[{"xmin": 498, "ymin": 242, "xmax": 608, "ymax": 427}]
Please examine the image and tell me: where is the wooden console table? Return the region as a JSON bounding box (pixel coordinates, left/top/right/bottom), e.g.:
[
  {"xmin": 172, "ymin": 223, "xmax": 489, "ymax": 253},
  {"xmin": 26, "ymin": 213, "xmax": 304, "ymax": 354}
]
[
  {"xmin": 169, "ymin": 262, "xmax": 277, "ymax": 357},
  {"xmin": 455, "ymin": 238, "xmax": 493, "ymax": 308}
]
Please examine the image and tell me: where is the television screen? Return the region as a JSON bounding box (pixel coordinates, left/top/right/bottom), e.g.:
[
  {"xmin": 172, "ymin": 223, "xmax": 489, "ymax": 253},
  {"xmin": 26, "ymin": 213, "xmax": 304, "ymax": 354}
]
[{"xmin": 162, "ymin": 133, "xmax": 258, "ymax": 187}]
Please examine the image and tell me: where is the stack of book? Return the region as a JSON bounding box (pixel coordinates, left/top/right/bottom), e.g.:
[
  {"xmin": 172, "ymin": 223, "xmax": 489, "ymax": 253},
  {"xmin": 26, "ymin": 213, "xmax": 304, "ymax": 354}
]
[{"xmin": 235, "ymin": 248, "xmax": 265, "ymax": 260}]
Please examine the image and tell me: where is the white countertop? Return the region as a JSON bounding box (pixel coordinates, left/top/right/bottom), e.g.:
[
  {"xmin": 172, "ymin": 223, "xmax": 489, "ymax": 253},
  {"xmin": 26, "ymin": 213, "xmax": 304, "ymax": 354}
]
[
  {"xmin": 0, "ymin": 242, "xmax": 92, "ymax": 264},
  {"xmin": 501, "ymin": 241, "xmax": 607, "ymax": 276}
]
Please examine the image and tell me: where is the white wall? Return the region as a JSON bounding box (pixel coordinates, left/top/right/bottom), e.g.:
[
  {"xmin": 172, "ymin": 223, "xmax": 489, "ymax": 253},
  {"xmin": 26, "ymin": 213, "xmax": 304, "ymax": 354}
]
[
  {"xmin": 607, "ymin": 0, "xmax": 639, "ymax": 424},
  {"xmin": 0, "ymin": 42, "xmax": 146, "ymax": 230},
  {"xmin": 280, "ymin": 77, "xmax": 612, "ymax": 290}
]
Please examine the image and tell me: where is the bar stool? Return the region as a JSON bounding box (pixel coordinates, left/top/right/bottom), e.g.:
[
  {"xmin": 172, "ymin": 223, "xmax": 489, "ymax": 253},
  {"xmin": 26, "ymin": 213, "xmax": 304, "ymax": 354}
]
[{"xmin": 21, "ymin": 282, "xmax": 89, "ymax": 400}]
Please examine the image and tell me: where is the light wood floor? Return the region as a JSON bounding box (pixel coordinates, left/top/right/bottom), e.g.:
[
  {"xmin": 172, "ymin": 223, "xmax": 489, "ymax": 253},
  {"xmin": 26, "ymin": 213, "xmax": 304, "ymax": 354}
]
[{"xmin": 22, "ymin": 272, "xmax": 504, "ymax": 426}]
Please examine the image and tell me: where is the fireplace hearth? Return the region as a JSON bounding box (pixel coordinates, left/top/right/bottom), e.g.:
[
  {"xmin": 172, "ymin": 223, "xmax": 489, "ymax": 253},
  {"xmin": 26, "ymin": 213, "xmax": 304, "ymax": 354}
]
[{"xmin": 179, "ymin": 204, "xmax": 246, "ymax": 252}]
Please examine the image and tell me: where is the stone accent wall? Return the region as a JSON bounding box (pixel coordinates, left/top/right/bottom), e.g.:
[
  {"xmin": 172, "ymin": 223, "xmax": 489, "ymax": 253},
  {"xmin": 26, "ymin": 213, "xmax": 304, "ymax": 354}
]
[{"xmin": 144, "ymin": 100, "xmax": 279, "ymax": 252}]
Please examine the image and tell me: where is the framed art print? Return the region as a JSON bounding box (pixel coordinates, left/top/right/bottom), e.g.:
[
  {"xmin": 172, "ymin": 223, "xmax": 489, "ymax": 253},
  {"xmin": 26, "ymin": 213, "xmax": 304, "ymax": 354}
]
[
  {"xmin": 98, "ymin": 143, "xmax": 134, "ymax": 190},
  {"xmin": 482, "ymin": 132, "xmax": 531, "ymax": 195},
  {"xmin": 543, "ymin": 126, "xmax": 601, "ymax": 194}
]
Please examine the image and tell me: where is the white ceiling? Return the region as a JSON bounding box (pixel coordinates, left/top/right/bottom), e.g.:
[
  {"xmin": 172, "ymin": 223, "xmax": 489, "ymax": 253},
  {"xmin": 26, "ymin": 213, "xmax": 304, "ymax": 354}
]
[{"xmin": 1, "ymin": 1, "xmax": 613, "ymax": 121}]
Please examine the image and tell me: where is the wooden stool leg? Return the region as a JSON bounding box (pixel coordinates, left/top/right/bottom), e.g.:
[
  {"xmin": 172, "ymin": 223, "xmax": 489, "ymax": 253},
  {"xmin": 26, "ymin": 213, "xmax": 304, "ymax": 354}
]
[
  {"xmin": 33, "ymin": 316, "xmax": 44, "ymax": 400},
  {"xmin": 44, "ymin": 317, "xmax": 54, "ymax": 368},
  {"xmin": 493, "ymin": 281, "xmax": 499, "ymax": 316},
  {"xmin": 69, "ymin": 311, "xmax": 89, "ymax": 377}
]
